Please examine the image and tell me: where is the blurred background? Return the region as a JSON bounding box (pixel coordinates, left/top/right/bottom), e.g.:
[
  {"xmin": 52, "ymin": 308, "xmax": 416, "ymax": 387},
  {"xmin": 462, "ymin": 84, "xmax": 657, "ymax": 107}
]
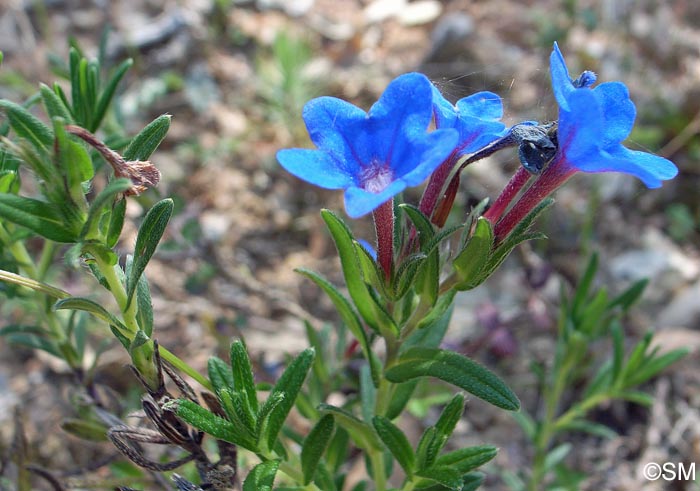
[{"xmin": 0, "ymin": 0, "xmax": 698, "ymax": 489}]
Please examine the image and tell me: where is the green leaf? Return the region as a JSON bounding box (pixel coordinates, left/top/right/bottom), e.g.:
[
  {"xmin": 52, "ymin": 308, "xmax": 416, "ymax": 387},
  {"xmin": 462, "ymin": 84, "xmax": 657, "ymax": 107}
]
[
  {"xmin": 623, "ymin": 348, "xmax": 688, "ymax": 388},
  {"xmin": 359, "ymin": 364, "xmax": 376, "ymax": 424},
  {"xmin": 372, "ymin": 416, "xmax": 415, "ymax": 476},
  {"xmin": 52, "ymin": 117, "xmax": 92, "ymax": 209},
  {"xmin": 40, "ymin": 84, "xmax": 73, "ymax": 123},
  {"xmin": 0, "ymin": 100, "xmax": 53, "ymax": 152},
  {"xmin": 219, "ymin": 388, "xmax": 256, "ymax": 434},
  {"xmin": 572, "ymin": 253, "xmax": 598, "ymax": 317},
  {"xmin": 261, "ymin": 348, "xmax": 315, "ymax": 451},
  {"xmin": 61, "ymin": 418, "xmax": 108, "ymax": 442},
  {"xmin": 296, "ymin": 268, "xmax": 381, "ymax": 387},
  {"xmin": 385, "ymin": 348, "xmax": 519, "ymax": 411},
  {"xmin": 557, "ymin": 419, "xmax": 617, "ymax": 439},
  {"xmin": 136, "ymin": 271, "xmax": 153, "ymax": 336},
  {"xmin": 230, "ymin": 340, "xmax": 259, "ymax": 413},
  {"xmin": 321, "ymin": 209, "xmax": 397, "ymax": 337},
  {"xmin": 414, "ymin": 466, "xmax": 463, "ymax": 490},
  {"xmin": 0, "ymin": 193, "xmax": 78, "ymax": 242},
  {"xmin": 435, "ymin": 445, "xmax": 498, "ymax": 473},
  {"xmin": 53, "ymin": 296, "xmax": 129, "ymax": 334},
  {"xmin": 92, "ymin": 58, "xmax": 132, "ymax": 132},
  {"xmin": 126, "ymin": 198, "xmax": 173, "ymax": 307},
  {"xmin": 325, "ymin": 426, "xmax": 349, "ymax": 473},
  {"xmin": 318, "ymin": 403, "xmax": 381, "ymax": 450},
  {"xmin": 243, "ymin": 460, "xmax": 279, "ymax": 491},
  {"xmin": 399, "ymin": 204, "xmax": 434, "ymax": 248},
  {"xmin": 301, "ymin": 414, "xmax": 335, "ymax": 485},
  {"xmin": 208, "ymin": 356, "xmax": 235, "ymax": 395},
  {"xmin": 170, "ymin": 399, "xmax": 258, "ymax": 451},
  {"xmin": 123, "ymin": 114, "xmax": 171, "ymax": 161},
  {"xmin": 106, "ymin": 197, "xmax": 127, "ymax": 249},
  {"xmin": 80, "ymin": 178, "xmax": 132, "ymax": 240},
  {"xmin": 385, "ymin": 380, "xmax": 419, "ymax": 420},
  {"xmin": 6, "ymin": 333, "xmax": 60, "ymax": 357},
  {"xmin": 543, "ymin": 443, "xmax": 571, "ymax": 472},
  {"xmin": 608, "ymin": 278, "xmax": 648, "ymax": 312},
  {"xmin": 453, "ymin": 217, "xmax": 494, "ymax": 290}
]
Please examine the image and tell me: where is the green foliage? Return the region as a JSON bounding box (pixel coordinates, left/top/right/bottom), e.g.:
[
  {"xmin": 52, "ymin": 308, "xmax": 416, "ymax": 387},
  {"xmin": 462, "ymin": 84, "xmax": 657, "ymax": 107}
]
[{"xmin": 516, "ymin": 253, "xmax": 688, "ymax": 491}]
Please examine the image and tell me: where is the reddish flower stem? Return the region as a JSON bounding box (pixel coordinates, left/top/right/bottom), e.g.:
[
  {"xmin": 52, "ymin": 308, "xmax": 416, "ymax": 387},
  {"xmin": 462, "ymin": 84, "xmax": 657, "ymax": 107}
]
[
  {"xmin": 373, "ymin": 198, "xmax": 395, "ymax": 282},
  {"xmin": 493, "ymin": 162, "xmax": 575, "ymax": 242},
  {"xmin": 419, "ymin": 152, "xmax": 457, "ymax": 218},
  {"xmin": 483, "ymin": 166, "xmax": 532, "ymax": 225}
]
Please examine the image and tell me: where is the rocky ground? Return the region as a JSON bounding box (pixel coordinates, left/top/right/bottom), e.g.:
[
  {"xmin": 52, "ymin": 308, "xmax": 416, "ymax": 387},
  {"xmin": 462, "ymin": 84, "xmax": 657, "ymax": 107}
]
[{"xmin": 0, "ymin": 0, "xmax": 699, "ymax": 490}]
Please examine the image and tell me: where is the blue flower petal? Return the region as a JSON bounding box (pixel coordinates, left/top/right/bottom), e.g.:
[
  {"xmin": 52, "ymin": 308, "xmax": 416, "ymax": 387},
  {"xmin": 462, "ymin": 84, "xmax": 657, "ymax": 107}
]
[
  {"xmin": 398, "ymin": 129, "xmax": 459, "ymax": 185},
  {"xmin": 593, "ymin": 81, "xmax": 636, "ymax": 147},
  {"xmin": 579, "ymin": 146, "xmax": 679, "ymax": 188},
  {"xmin": 556, "ymin": 89, "xmax": 604, "ymax": 164},
  {"xmin": 431, "ymin": 86, "xmax": 507, "ymax": 156},
  {"xmin": 302, "ymin": 96, "xmax": 368, "ymax": 177},
  {"xmin": 344, "ymin": 180, "xmax": 406, "ymax": 218},
  {"xmin": 550, "ymin": 42, "xmax": 575, "ymax": 109},
  {"xmin": 455, "ymin": 91, "xmax": 503, "ymax": 120},
  {"xmin": 276, "ymin": 148, "xmax": 353, "ymax": 189}
]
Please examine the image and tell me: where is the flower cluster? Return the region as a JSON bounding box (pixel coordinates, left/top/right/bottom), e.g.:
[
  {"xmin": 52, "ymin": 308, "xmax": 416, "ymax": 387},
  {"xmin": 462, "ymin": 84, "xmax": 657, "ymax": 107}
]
[{"xmin": 278, "ymin": 43, "xmax": 678, "ymax": 241}]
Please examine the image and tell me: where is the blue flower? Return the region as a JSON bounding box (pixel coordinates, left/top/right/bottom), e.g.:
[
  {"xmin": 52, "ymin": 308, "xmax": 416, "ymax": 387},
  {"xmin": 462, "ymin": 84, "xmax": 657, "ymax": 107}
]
[
  {"xmin": 431, "ymin": 86, "xmax": 508, "ymax": 156},
  {"xmin": 549, "ymin": 42, "xmax": 678, "ymax": 188},
  {"xmin": 277, "ymin": 73, "xmax": 459, "ymax": 218}
]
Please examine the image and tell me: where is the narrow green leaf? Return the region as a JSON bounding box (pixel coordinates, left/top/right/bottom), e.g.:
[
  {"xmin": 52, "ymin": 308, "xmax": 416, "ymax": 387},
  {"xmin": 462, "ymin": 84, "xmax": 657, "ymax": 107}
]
[
  {"xmin": 624, "ymin": 348, "xmax": 688, "ymax": 388},
  {"xmin": 543, "ymin": 443, "xmax": 571, "ymax": 472},
  {"xmin": 353, "ymin": 240, "xmax": 386, "ymax": 297},
  {"xmin": 453, "ymin": 217, "xmax": 494, "ymax": 289},
  {"xmin": 93, "ymin": 58, "xmax": 133, "ymax": 133},
  {"xmin": 136, "ymin": 271, "xmax": 153, "ymax": 337},
  {"xmin": 242, "ymin": 460, "xmax": 279, "ymax": 491},
  {"xmin": 106, "ymin": 197, "xmax": 127, "ymax": 248},
  {"xmin": 123, "ymin": 114, "xmax": 171, "ymax": 161},
  {"xmin": 54, "ymin": 296, "xmax": 128, "ymax": 334},
  {"xmin": 301, "ymin": 414, "xmax": 335, "ymax": 485},
  {"xmin": 7, "ymin": 333, "xmax": 60, "ymax": 357},
  {"xmin": 52, "ymin": 117, "xmax": 92, "ymax": 207},
  {"xmin": 262, "ymin": 348, "xmax": 315, "ymax": 450},
  {"xmin": 414, "ymin": 466, "xmax": 462, "ymax": 490},
  {"xmin": 126, "ymin": 198, "xmax": 173, "ymax": 307},
  {"xmin": 40, "ymin": 84, "xmax": 73, "ymax": 123},
  {"xmin": 0, "ymin": 100, "xmax": 53, "ymax": 151},
  {"xmin": 385, "ymin": 380, "xmax": 419, "ymax": 420},
  {"xmin": 80, "ymin": 178, "xmax": 132, "ymax": 240},
  {"xmin": 296, "ymin": 268, "xmax": 381, "ymax": 387},
  {"xmin": 170, "ymin": 399, "xmax": 258, "ymax": 451},
  {"xmin": 321, "ymin": 209, "xmax": 397, "ymax": 337},
  {"xmin": 61, "ymin": 419, "xmax": 108, "ymax": 441},
  {"xmin": 608, "ymin": 278, "xmax": 648, "ymax": 311},
  {"xmin": 399, "ymin": 204, "xmax": 435, "ymax": 248},
  {"xmin": 0, "ymin": 193, "xmax": 78, "ymax": 242},
  {"xmin": 230, "ymin": 340, "xmax": 259, "ymax": 413},
  {"xmin": 416, "ymin": 426, "xmax": 439, "ymax": 471},
  {"xmin": 385, "ymin": 348, "xmax": 519, "ymax": 410},
  {"xmin": 318, "ymin": 403, "xmax": 381, "ymax": 450},
  {"xmin": 220, "ymin": 388, "xmax": 256, "ymax": 434},
  {"xmin": 359, "ymin": 364, "xmax": 376, "ymax": 424},
  {"xmin": 572, "ymin": 253, "xmax": 598, "ymax": 316},
  {"xmin": 557, "ymin": 419, "xmax": 617, "ymax": 439},
  {"xmin": 325, "ymin": 426, "xmax": 349, "ymax": 473},
  {"xmin": 393, "ymin": 253, "xmax": 426, "ymax": 299},
  {"xmin": 372, "ymin": 416, "xmax": 415, "ymax": 476},
  {"xmin": 435, "ymin": 445, "xmax": 498, "ymax": 473},
  {"xmin": 208, "ymin": 356, "xmax": 235, "ymax": 395}
]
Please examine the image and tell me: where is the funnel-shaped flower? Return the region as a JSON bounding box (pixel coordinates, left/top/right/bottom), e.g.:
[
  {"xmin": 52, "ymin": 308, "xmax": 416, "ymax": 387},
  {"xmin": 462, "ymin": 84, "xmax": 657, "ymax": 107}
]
[
  {"xmin": 419, "ymin": 88, "xmax": 508, "ymax": 218},
  {"xmin": 548, "ymin": 42, "xmax": 678, "ymax": 188},
  {"xmin": 277, "ymin": 73, "xmax": 459, "ymax": 218},
  {"xmin": 488, "ymin": 43, "xmax": 678, "ymax": 241}
]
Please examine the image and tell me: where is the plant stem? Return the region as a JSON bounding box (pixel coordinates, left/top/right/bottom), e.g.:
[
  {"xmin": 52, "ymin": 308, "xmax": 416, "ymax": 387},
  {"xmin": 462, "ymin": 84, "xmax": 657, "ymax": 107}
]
[
  {"xmin": 528, "ymin": 350, "xmax": 577, "ymax": 491},
  {"xmin": 92, "ymin": 255, "xmax": 138, "ymax": 334},
  {"xmin": 369, "ymin": 448, "xmax": 388, "ymax": 491},
  {"xmin": 373, "ymin": 199, "xmax": 394, "ymax": 282},
  {"xmin": 0, "ymin": 223, "xmax": 38, "ymax": 279}
]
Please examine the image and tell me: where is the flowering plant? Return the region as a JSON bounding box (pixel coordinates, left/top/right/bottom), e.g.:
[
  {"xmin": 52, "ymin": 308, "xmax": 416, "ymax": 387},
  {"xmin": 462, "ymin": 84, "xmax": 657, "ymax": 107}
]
[{"xmin": 0, "ymin": 41, "xmax": 685, "ymax": 491}]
